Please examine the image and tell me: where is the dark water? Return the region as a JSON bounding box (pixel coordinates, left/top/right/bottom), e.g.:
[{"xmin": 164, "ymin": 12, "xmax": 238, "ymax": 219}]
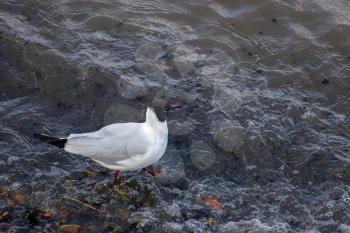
[{"xmin": 1, "ymin": 0, "xmax": 350, "ymax": 232}]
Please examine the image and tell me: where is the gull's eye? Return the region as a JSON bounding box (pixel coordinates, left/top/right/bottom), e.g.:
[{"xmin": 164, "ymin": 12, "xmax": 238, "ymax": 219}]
[{"xmin": 164, "ymin": 106, "xmax": 169, "ymax": 112}]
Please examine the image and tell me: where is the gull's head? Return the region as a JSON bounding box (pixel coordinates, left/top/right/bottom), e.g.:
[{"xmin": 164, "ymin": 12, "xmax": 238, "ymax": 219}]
[{"xmin": 149, "ymin": 99, "xmax": 182, "ymax": 122}]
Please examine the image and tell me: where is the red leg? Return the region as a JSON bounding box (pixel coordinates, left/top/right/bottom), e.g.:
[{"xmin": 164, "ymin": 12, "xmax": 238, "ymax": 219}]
[
  {"xmin": 144, "ymin": 168, "xmax": 161, "ymax": 176},
  {"xmin": 113, "ymin": 170, "xmax": 120, "ymax": 181}
]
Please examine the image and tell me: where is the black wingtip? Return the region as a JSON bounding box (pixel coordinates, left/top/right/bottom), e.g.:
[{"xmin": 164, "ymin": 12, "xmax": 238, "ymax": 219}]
[{"xmin": 33, "ymin": 133, "xmax": 67, "ymax": 149}]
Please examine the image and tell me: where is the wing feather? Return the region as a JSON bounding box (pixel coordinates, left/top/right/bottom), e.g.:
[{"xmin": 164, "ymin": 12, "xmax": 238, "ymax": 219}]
[{"xmin": 64, "ymin": 122, "xmax": 150, "ymax": 165}]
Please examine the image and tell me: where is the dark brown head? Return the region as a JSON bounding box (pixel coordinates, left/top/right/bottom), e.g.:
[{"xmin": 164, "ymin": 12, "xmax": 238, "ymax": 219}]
[{"xmin": 150, "ymin": 99, "xmax": 182, "ymax": 122}]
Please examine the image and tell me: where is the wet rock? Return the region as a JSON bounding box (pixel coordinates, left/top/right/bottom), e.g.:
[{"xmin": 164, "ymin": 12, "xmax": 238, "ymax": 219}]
[
  {"xmin": 102, "ymin": 221, "xmax": 121, "ymax": 232},
  {"xmin": 200, "ymin": 51, "xmax": 234, "ymax": 76},
  {"xmin": 332, "ymin": 207, "xmax": 347, "ymax": 222},
  {"xmin": 128, "ymin": 210, "xmax": 157, "ymax": 230},
  {"xmin": 320, "ymin": 224, "xmax": 340, "ymax": 233},
  {"xmin": 8, "ymin": 225, "xmax": 31, "ymax": 233},
  {"xmin": 211, "ymin": 119, "xmax": 245, "ymax": 152},
  {"xmin": 0, "ymin": 223, "xmax": 10, "ymax": 232},
  {"xmin": 339, "ymin": 224, "xmax": 350, "ymax": 233},
  {"xmin": 135, "ymin": 62, "xmax": 169, "ymax": 81},
  {"xmin": 168, "ymin": 119, "xmax": 196, "ymax": 136},
  {"xmin": 159, "ymin": 202, "xmax": 181, "ymax": 221},
  {"xmin": 181, "ymin": 206, "xmax": 211, "ymax": 220},
  {"xmin": 157, "ymin": 172, "xmax": 188, "ymax": 190},
  {"xmin": 218, "ymin": 219, "xmax": 289, "ymax": 233},
  {"xmin": 84, "ymin": 15, "xmax": 122, "ymax": 31},
  {"xmin": 116, "ymin": 75, "xmax": 147, "ymax": 99},
  {"xmin": 154, "ymin": 144, "xmax": 187, "ymax": 188},
  {"xmin": 114, "ymin": 185, "xmax": 133, "ymax": 204},
  {"xmin": 114, "ymin": 179, "xmax": 158, "ymax": 208},
  {"xmin": 44, "ymin": 223, "xmax": 54, "ymax": 232},
  {"xmin": 173, "ymin": 45, "xmax": 200, "ymax": 76},
  {"xmin": 330, "ymin": 187, "xmax": 344, "ymax": 200},
  {"xmin": 114, "ymin": 208, "xmax": 129, "ymax": 220},
  {"xmin": 173, "ymin": 57, "xmax": 195, "ymax": 76},
  {"xmin": 135, "ymin": 44, "xmax": 163, "ymax": 62},
  {"xmin": 59, "ymin": 224, "xmax": 83, "ymax": 233},
  {"xmin": 190, "ymin": 141, "xmax": 216, "ymax": 170},
  {"xmin": 161, "ymin": 222, "xmax": 184, "ymax": 233},
  {"xmin": 1, "ymin": 1, "xmax": 350, "ymax": 232},
  {"xmin": 104, "ymin": 103, "xmax": 141, "ymax": 125},
  {"xmin": 211, "ymin": 88, "xmax": 243, "ymax": 114},
  {"xmin": 184, "ymin": 219, "xmax": 204, "ymax": 233}
]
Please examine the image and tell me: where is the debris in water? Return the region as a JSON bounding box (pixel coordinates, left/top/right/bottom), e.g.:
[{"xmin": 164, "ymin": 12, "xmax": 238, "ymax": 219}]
[
  {"xmin": 201, "ymin": 196, "xmax": 223, "ymax": 209},
  {"xmin": 321, "ymin": 79, "xmax": 330, "ymax": 85},
  {"xmin": 40, "ymin": 211, "xmax": 53, "ymax": 219},
  {"xmin": 14, "ymin": 193, "xmax": 26, "ymax": 204},
  {"xmin": 0, "ymin": 211, "xmax": 10, "ymax": 222}
]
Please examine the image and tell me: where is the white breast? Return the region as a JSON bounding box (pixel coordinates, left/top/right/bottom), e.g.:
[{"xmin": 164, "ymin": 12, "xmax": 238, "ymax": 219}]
[
  {"xmin": 113, "ymin": 108, "xmax": 168, "ymax": 171},
  {"xmin": 140, "ymin": 122, "xmax": 168, "ymax": 167}
]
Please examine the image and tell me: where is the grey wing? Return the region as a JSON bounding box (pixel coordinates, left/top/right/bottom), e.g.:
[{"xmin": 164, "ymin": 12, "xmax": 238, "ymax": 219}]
[{"xmin": 64, "ymin": 122, "xmax": 148, "ymax": 165}]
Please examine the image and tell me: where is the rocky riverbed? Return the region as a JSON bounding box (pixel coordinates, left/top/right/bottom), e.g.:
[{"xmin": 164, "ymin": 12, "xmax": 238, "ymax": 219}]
[{"xmin": 1, "ymin": 0, "xmax": 350, "ymax": 232}]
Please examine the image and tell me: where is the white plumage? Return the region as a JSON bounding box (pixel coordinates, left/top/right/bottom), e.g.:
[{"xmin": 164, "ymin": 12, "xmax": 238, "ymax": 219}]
[{"xmin": 64, "ymin": 107, "xmax": 168, "ymax": 171}]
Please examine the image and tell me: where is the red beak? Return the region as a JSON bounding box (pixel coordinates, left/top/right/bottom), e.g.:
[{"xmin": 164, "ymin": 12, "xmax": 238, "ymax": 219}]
[{"xmin": 171, "ymin": 104, "xmax": 182, "ymax": 109}]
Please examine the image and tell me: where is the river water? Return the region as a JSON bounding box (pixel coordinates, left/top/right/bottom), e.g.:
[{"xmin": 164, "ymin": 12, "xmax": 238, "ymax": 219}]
[{"xmin": 1, "ymin": 0, "xmax": 350, "ymax": 232}]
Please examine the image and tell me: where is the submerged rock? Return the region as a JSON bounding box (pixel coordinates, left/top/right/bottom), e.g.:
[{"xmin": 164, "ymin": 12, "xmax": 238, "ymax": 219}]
[
  {"xmin": 218, "ymin": 219, "xmax": 290, "ymax": 233},
  {"xmin": 184, "ymin": 219, "xmax": 204, "ymax": 233},
  {"xmin": 128, "ymin": 210, "xmax": 158, "ymax": 231},
  {"xmin": 190, "ymin": 141, "xmax": 216, "ymax": 170},
  {"xmin": 135, "ymin": 44, "xmax": 163, "ymax": 63},
  {"xmin": 104, "ymin": 103, "xmax": 141, "ymax": 125},
  {"xmin": 339, "ymin": 224, "xmax": 350, "ymax": 233},
  {"xmin": 154, "ymin": 144, "xmax": 187, "ymax": 188},
  {"xmin": 161, "ymin": 222, "xmax": 184, "ymax": 233},
  {"xmin": 116, "ymin": 75, "xmax": 147, "ymax": 99},
  {"xmin": 168, "ymin": 119, "xmax": 197, "ymax": 136},
  {"xmin": 211, "ymin": 119, "xmax": 245, "ymax": 152}
]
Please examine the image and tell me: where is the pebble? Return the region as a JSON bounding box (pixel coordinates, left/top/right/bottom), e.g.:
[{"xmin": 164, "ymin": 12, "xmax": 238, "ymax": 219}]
[
  {"xmin": 168, "ymin": 119, "xmax": 196, "ymax": 136},
  {"xmin": 211, "ymin": 120, "xmax": 245, "ymax": 152},
  {"xmin": 190, "ymin": 141, "xmax": 216, "ymax": 170},
  {"xmin": 161, "ymin": 222, "xmax": 184, "ymax": 233},
  {"xmin": 59, "ymin": 224, "xmax": 82, "ymax": 233}
]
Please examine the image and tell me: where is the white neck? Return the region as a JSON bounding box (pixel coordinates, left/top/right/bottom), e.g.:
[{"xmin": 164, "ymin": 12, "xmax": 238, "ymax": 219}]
[{"xmin": 146, "ymin": 107, "xmax": 167, "ymax": 134}]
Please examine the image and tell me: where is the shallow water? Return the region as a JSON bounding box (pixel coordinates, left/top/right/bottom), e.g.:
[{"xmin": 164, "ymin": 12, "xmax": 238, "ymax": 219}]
[{"xmin": 1, "ymin": 0, "xmax": 350, "ymax": 232}]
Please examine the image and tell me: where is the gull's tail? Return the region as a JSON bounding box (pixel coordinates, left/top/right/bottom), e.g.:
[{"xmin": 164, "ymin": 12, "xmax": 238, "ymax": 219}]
[{"xmin": 33, "ymin": 133, "xmax": 67, "ymax": 149}]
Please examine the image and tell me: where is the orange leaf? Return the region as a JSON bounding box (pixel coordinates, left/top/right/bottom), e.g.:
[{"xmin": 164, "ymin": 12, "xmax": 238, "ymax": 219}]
[
  {"xmin": 41, "ymin": 211, "xmax": 53, "ymax": 219},
  {"xmin": 201, "ymin": 196, "xmax": 223, "ymax": 209},
  {"xmin": 14, "ymin": 193, "xmax": 26, "ymax": 204},
  {"xmin": 59, "ymin": 224, "xmax": 82, "ymax": 233}
]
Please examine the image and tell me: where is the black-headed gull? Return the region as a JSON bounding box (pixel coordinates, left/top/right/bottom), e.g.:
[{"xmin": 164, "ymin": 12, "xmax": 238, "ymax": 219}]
[{"xmin": 34, "ymin": 99, "xmax": 182, "ymax": 179}]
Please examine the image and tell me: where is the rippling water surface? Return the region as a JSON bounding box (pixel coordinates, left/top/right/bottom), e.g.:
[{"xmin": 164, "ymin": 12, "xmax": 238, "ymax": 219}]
[{"xmin": 1, "ymin": 0, "xmax": 350, "ymax": 232}]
